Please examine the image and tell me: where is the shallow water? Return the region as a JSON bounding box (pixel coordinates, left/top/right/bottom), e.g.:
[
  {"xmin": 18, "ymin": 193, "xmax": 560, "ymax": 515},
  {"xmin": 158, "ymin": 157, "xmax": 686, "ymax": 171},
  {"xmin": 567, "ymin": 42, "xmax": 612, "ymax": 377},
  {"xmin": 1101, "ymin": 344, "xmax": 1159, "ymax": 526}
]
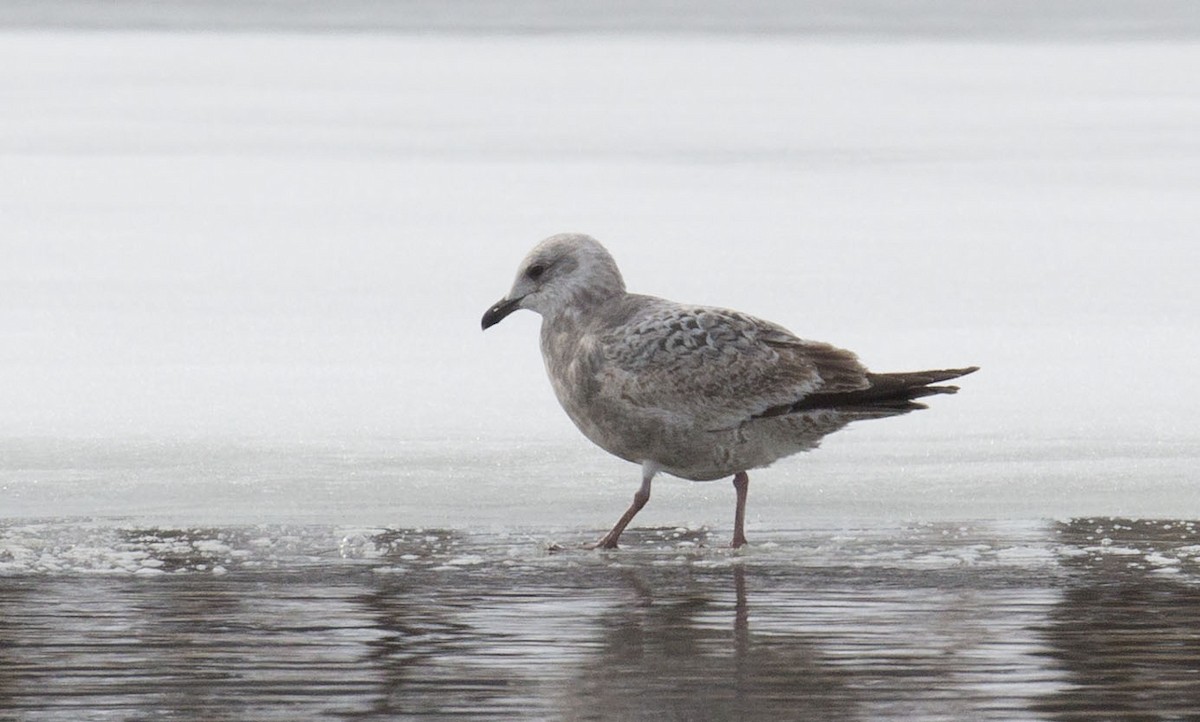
[{"xmin": 4, "ymin": 518, "xmax": 1200, "ymax": 719}]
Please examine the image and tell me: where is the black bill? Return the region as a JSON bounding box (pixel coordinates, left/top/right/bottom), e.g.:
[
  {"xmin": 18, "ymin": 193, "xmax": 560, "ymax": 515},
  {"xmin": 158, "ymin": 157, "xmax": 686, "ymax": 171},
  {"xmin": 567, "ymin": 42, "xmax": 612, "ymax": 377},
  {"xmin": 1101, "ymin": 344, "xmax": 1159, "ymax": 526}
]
[{"xmin": 481, "ymin": 296, "xmax": 522, "ymax": 330}]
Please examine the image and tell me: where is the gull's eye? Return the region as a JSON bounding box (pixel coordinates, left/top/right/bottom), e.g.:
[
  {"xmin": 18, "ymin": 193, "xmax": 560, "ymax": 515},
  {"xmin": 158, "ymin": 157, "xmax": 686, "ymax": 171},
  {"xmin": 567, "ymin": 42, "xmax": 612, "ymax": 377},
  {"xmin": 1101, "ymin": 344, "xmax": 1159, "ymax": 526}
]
[{"xmin": 526, "ymin": 263, "xmax": 546, "ymax": 281}]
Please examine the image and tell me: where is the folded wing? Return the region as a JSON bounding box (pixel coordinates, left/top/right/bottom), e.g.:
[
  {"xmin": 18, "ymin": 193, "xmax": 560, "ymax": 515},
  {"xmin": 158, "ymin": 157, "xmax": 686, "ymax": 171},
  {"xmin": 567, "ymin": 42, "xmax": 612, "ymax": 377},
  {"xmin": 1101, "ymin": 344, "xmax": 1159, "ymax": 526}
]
[{"xmin": 594, "ymin": 299, "xmax": 871, "ymax": 431}]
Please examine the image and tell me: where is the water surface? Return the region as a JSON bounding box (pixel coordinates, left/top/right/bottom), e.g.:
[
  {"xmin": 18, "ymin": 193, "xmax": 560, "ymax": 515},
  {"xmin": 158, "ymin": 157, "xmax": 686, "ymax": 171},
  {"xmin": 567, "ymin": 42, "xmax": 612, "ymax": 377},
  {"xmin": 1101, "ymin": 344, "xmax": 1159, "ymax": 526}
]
[{"xmin": 4, "ymin": 519, "xmax": 1200, "ymax": 719}]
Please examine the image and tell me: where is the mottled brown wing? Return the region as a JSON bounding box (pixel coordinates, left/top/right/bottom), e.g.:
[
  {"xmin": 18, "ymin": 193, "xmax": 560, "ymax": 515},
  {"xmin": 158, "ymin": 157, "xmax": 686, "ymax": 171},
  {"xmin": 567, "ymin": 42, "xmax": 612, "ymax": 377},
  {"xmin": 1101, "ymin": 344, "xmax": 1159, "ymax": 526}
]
[{"xmin": 594, "ymin": 300, "xmax": 869, "ymax": 431}]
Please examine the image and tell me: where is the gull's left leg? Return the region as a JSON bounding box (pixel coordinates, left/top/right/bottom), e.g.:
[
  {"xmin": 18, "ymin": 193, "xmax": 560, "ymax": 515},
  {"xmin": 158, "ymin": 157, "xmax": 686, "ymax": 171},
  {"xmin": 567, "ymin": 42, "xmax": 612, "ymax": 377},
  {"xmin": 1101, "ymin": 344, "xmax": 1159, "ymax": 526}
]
[
  {"xmin": 731, "ymin": 471, "xmax": 749, "ymax": 548},
  {"xmin": 594, "ymin": 464, "xmax": 658, "ymax": 550}
]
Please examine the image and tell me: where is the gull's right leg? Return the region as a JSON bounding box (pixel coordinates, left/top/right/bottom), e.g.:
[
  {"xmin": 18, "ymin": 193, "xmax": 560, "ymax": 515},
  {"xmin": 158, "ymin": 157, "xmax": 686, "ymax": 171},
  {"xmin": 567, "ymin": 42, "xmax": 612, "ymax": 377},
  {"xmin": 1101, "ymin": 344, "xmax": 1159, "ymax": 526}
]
[{"xmin": 731, "ymin": 471, "xmax": 749, "ymax": 549}]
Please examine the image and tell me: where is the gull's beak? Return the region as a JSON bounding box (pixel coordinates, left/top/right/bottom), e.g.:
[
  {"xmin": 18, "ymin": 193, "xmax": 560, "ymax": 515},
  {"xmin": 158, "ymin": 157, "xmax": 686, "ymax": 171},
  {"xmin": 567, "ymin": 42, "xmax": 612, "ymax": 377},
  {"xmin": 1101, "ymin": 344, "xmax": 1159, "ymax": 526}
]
[{"xmin": 481, "ymin": 296, "xmax": 522, "ymax": 330}]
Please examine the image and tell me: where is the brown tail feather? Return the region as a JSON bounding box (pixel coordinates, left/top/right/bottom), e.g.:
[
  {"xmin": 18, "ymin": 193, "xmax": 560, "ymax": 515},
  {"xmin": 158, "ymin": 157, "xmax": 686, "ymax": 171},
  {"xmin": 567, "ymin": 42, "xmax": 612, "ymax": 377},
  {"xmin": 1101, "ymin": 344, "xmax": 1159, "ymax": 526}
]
[{"xmin": 780, "ymin": 366, "xmax": 979, "ymax": 415}]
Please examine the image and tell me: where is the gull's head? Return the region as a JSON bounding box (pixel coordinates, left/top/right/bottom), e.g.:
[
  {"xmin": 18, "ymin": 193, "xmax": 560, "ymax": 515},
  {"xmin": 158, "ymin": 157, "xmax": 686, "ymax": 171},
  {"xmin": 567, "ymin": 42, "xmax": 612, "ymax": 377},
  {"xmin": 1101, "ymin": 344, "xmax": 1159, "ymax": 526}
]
[{"xmin": 481, "ymin": 233, "xmax": 626, "ymax": 330}]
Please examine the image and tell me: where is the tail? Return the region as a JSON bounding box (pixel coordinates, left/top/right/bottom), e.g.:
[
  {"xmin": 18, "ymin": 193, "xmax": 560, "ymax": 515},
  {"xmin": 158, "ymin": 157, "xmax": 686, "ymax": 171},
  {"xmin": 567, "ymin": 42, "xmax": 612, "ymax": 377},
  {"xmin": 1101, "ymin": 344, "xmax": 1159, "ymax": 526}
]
[{"xmin": 788, "ymin": 366, "xmax": 979, "ymax": 415}]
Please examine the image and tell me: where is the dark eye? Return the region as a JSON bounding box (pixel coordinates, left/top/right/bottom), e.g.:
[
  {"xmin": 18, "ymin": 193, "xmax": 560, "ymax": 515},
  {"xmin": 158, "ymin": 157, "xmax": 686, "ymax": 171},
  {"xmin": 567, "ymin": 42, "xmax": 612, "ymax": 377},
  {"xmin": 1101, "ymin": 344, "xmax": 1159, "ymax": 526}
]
[{"xmin": 526, "ymin": 263, "xmax": 546, "ymax": 280}]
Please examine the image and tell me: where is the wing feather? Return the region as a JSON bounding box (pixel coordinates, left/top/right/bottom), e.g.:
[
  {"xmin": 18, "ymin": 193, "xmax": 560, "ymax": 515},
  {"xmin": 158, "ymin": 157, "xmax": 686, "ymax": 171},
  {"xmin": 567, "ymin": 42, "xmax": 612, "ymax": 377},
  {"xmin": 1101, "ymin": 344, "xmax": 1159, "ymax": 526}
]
[{"xmin": 593, "ymin": 298, "xmax": 868, "ymax": 430}]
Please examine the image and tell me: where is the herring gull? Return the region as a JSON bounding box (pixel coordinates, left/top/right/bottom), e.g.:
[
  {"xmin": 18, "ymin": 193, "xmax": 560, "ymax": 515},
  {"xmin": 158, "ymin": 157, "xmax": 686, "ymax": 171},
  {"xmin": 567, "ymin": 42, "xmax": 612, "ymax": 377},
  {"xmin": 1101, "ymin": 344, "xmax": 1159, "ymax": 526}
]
[{"xmin": 482, "ymin": 233, "xmax": 977, "ymax": 549}]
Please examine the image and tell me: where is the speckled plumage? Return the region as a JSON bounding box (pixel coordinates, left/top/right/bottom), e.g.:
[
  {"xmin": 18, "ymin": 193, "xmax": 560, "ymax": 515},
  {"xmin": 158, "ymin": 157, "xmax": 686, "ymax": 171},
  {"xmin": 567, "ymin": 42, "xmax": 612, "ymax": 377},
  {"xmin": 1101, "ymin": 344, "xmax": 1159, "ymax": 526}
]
[{"xmin": 482, "ymin": 233, "xmax": 976, "ymax": 548}]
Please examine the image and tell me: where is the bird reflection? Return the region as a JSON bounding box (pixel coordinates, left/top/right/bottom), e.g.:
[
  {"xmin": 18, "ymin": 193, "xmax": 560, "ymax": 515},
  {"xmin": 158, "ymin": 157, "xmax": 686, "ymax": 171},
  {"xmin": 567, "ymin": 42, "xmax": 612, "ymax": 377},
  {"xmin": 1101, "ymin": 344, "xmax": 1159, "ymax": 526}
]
[
  {"xmin": 350, "ymin": 549, "xmax": 858, "ymax": 720},
  {"xmin": 553, "ymin": 563, "xmax": 859, "ymax": 721}
]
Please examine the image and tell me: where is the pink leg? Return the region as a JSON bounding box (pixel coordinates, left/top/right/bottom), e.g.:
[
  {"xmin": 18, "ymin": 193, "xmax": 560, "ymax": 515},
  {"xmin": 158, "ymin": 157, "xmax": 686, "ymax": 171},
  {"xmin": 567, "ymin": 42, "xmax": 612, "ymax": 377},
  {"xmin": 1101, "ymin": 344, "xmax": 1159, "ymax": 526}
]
[
  {"xmin": 731, "ymin": 471, "xmax": 749, "ymax": 548},
  {"xmin": 595, "ymin": 475, "xmax": 652, "ymax": 549}
]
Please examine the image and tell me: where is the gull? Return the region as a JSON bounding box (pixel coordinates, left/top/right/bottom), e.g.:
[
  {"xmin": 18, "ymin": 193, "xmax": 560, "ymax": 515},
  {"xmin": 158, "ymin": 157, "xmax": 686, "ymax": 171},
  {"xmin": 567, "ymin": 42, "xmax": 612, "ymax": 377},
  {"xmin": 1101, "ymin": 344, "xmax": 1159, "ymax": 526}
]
[{"xmin": 482, "ymin": 233, "xmax": 977, "ymax": 549}]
